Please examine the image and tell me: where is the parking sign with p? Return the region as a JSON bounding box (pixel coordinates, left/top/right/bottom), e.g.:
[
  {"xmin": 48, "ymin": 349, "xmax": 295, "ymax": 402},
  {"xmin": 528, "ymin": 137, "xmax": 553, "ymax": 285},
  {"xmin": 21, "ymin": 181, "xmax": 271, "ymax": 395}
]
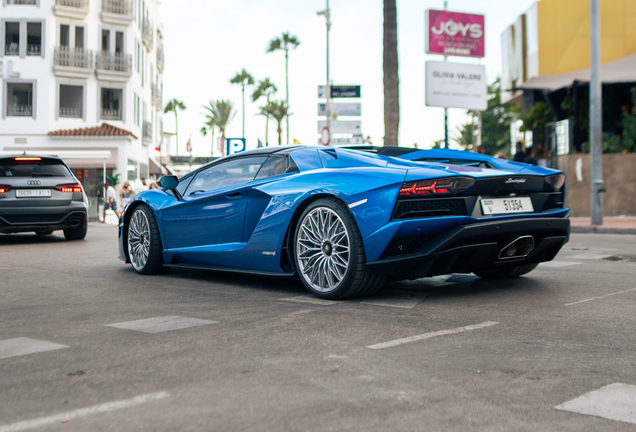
[{"xmin": 225, "ymin": 138, "xmax": 246, "ymax": 155}]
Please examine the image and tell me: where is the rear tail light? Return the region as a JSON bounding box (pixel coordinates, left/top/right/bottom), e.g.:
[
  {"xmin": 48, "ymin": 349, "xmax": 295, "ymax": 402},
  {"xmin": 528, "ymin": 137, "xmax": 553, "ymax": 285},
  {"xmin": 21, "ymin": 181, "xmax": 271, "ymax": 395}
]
[
  {"xmin": 399, "ymin": 177, "xmax": 475, "ymax": 197},
  {"xmin": 56, "ymin": 183, "xmax": 83, "ymax": 193},
  {"xmin": 545, "ymin": 174, "xmax": 565, "ymax": 191},
  {"xmin": 14, "ymin": 157, "xmax": 41, "ymax": 162},
  {"xmin": 0, "ymin": 185, "xmax": 11, "ymax": 194}
]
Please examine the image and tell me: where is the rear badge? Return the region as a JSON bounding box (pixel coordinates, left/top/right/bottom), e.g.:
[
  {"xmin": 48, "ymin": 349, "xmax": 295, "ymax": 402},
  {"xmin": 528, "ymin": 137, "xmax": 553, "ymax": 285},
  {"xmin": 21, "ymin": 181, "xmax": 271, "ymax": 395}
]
[
  {"xmin": 505, "ymin": 178, "xmax": 526, "ymax": 184},
  {"xmin": 27, "ymin": 180, "xmax": 41, "ymax": 186}
]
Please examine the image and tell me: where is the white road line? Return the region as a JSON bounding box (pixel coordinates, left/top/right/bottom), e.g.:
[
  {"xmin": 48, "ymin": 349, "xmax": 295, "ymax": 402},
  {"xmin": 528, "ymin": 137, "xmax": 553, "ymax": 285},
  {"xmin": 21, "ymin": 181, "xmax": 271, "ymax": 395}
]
[
  {"xmin": 106, "ymin": 316, "xmax": 218, "ymax": 334},
  {"xmin": 564, "ymin": 287, "xmax": 636, "ymax": 306},
  {"xmin": 0, "ymin": 392, "xmax": 170, "ymax": 432},
  {"xmin": 367, "ymin": 321, "xmax": 499, "ymax": 350},
  {"xmin": 279, "ymin": 295, "xmax": 342, "ymax": 306},
  {"xmin": 0, "ymin": 338, "xmax": 68, "ymax": 360},
  {"xmin": 539, "ymin": 261, "xmax": 582, "ymax": 268},
  {"xmin": 555, "ymin": 383, "xmax": 636, "ymax": 425},
  {"xmin": 361, "ymin": 292, "xmax": 429, "ymax": 309}
]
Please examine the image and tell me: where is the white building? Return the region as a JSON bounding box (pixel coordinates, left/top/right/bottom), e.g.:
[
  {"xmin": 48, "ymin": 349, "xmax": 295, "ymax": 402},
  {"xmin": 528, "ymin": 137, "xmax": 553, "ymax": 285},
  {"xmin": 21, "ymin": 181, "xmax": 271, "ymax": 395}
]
[{"xmin": 0, "ymin": 0, "xmax": 166, "ymax": 213}]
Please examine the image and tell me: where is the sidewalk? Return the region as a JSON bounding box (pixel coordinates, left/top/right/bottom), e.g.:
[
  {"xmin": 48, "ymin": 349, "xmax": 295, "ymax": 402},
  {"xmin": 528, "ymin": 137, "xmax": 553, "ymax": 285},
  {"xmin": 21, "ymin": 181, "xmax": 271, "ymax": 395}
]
[{"xmin": 570, "ymin": 217, "xmax": 636, "ymax": 234}]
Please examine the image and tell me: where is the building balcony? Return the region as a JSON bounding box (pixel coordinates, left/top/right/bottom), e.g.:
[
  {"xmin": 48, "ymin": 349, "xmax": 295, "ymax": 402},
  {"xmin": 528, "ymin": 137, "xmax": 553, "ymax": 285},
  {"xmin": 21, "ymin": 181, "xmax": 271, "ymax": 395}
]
[
  {"xmin": 53, "ymin": 46, "xmax": 93, "ymax": 79},
  {"xmin": 53, "ymin": 0, "xmax": 90, "ymax": 19},
  {"xmin": 156, "ymin": 46, "xmax": 164, "ymax": 73},
  {"xmin": 7, "ymin": 0, "xmax": 37, "ymax": 5},
  {"xmin": 142, "ymin": 121, "xmax": 152, "ymax": 144},
  {"xmin": 101, "ymin": 108, "xmax": 121, "ymax": 121},
  {"xmin": 151, "ymin": 83, "xmax": 162, "ymax": 110},
  {"xmin": 59, "ymin": 107, "xmax": 82, "ymax": 118},
  {"xmin": 101, "ymin": 0, "xmax": 134, "ymax": 25},
  {"xmin": 142, "ymin": 19, "xmax": 153, "ymax": 51},
  {"xmin": 95, "ymin": 51, "xmax": 132, "ymax": 82},
  {"xmin": 27, "ymin": 44, "xmax": 41, "ymax": 56},
  {"xmin": 8, "ymin": 105, "xmax": 33, "ymax": 117},
  {"xmin": 5, "ymin": 44, "xmax": 19, "ymax": 56}
]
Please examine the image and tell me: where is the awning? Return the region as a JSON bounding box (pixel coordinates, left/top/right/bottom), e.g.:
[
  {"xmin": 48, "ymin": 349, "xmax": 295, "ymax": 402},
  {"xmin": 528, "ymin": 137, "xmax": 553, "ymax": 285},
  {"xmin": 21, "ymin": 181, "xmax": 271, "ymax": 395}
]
[
  {"xmin": 149, "ymin": 157, "xmax": 168, "ymax": 176},
  {"xmin": 514, "ymin": 53, "xmax": 636, "ymax": 91}
]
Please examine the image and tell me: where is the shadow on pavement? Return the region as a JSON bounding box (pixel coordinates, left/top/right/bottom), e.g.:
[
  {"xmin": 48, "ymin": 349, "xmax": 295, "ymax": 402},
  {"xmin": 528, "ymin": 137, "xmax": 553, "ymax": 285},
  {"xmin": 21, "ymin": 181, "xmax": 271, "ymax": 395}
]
[{"xmin": 0, "ymin": 232, "xmax": 67, "ymax": 245}]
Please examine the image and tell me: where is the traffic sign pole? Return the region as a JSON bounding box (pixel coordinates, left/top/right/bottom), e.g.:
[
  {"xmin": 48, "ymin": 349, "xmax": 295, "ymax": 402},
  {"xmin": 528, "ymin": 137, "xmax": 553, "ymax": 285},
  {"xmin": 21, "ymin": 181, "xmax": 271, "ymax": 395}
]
[{"xmin": 443, "ymin": 0, "xmax": 449, "ymax": 149}]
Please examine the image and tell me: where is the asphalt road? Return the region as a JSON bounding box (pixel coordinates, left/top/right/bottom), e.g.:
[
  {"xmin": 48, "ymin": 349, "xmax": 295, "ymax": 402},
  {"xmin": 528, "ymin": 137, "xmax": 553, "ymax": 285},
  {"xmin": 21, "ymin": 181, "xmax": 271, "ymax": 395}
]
[{"xmin": 1, "ymin": 224, "xmax": 635, "ymax": 431}]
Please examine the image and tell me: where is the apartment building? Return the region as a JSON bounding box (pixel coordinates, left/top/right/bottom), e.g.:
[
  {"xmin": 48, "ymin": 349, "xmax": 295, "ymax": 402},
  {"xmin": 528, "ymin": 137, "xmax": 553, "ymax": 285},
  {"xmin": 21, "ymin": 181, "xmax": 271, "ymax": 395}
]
[{"xmin": 0, "ymin": 0, "xmax": 166, "ymax": 210}]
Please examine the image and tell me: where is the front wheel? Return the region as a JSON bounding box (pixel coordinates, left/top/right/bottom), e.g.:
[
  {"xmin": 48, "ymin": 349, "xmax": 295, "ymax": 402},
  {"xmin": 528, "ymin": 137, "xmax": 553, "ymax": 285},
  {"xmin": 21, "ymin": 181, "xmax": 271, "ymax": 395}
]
[
  {"xmin": 293, "ymin": 198, "xmax": 385, "ymax": 299},
  {"xmin": 127, "ymin": 205, "xmax": 168, "ymax": 275},
  {"xmin": 474, "ymin": 263, "xmax": 539, "ymax": 279}
]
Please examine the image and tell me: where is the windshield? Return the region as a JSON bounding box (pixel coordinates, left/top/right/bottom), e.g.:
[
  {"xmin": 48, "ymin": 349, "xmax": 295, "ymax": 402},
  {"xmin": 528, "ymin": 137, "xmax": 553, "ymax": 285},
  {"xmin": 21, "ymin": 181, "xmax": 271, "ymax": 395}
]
[{"xmin": 0, "ymin": 159, "xmax": 71, "ymax": 177}]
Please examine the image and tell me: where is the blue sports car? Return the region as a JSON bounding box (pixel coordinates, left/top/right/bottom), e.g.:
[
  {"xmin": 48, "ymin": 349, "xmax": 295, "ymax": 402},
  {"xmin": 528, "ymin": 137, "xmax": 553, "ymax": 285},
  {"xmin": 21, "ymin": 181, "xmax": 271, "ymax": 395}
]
[{"xmin": 118, "ymin": 146, "xmax": 570, "ymax": 299}]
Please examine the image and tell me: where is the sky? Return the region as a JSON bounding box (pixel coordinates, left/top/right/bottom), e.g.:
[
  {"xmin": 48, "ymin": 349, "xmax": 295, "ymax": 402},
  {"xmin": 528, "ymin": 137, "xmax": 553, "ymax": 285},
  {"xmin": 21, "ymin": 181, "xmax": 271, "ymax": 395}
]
[{"xmin": 158, "ymin": 0, "xmax": 536, "ymax": 157}]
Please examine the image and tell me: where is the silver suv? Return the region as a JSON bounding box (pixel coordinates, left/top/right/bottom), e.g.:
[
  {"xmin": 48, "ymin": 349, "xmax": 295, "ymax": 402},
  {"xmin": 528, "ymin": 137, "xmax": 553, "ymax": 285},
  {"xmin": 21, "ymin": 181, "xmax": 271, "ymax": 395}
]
[{"xmin": 0, "ymin": 154, "xmax": 88, "ymax": 240}]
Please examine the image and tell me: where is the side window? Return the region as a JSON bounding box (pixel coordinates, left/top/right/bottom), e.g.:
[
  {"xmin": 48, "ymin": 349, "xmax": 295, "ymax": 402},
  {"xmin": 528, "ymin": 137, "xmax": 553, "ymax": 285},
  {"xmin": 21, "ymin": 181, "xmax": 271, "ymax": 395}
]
[
  {"xmin": 175, "ymin": 175, "xmax": 192, "ymax": 195},
  {"xmin": 186, "ymin": 157, "xmax": 267, "ymax": 195},
  {"xmin": 255, "ymin": 156, "xmax": 287, "ymax": 180}
]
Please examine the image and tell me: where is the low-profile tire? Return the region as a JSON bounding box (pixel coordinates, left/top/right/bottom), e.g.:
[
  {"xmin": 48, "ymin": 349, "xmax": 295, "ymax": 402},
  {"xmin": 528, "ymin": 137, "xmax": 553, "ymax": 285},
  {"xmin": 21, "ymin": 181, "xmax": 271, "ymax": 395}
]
[
  {"xmin": 474, "ymin": 263, "xmax": 539, "ymax": 280},
  {"xmin": 35, "ymin": 229, "xmax": 54, "ymax": 236},
  {"xmin": 63, "ymin": 225, "xmax": 87, "ymax": 240},
  {"xmin": 127, "ymin": 204, "xmax": 167, "ymax": 275},
  {"xmin": 293, "ymin": 198, "xmax": 386, "ymax": 299}
]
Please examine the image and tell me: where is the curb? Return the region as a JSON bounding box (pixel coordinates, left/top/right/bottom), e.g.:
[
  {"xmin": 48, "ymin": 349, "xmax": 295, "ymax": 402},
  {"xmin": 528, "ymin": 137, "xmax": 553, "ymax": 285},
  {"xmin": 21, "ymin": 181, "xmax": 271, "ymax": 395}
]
[{"xmin": 571, "ymin": 226, "xmax": 636, "ymax": 235}]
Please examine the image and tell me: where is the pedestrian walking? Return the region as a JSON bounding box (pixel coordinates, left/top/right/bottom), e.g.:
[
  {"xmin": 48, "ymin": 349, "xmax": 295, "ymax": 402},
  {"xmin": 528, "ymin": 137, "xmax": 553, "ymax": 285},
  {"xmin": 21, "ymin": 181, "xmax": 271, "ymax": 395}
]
[
  {"xmin": 524, "ymin": 148, "xmax": 539, "ymax": 165},
  {"xmin": 119, "ymin": 182, "xmax": 134, "ymax": 208},
  {"xmin": 102, "ymin": 182, "xmax": 120, "ymax": 222},
  {"xmin": 513, "ymin": 141, "xmax": 526, "ymax": 162},
  {"xmin": 137, "ymin": 177, "xmax": 149, "ymax": 194}
]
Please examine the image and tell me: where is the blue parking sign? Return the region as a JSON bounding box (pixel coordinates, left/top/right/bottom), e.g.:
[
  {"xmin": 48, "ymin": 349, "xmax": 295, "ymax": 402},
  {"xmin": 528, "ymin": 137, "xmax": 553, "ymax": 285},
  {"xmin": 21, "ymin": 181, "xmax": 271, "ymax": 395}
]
[{"xmin": 225, "ymin": 138, "xmax": 246, "ymax": 155}]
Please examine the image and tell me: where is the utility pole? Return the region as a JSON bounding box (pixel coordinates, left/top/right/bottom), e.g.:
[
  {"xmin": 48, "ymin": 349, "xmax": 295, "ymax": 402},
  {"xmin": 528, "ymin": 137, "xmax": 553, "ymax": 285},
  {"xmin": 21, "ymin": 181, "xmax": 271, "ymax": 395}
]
[
  {"xmin": 318, "ymin": 2, "xmax": 331, "ymax": 144},
  {"xmin": 589, "ymin": 0, "xmax": 604, "ymax": 225},
  {"xmin": 443, "ymin": 0, "xmax": 449, "ymax": 148}
]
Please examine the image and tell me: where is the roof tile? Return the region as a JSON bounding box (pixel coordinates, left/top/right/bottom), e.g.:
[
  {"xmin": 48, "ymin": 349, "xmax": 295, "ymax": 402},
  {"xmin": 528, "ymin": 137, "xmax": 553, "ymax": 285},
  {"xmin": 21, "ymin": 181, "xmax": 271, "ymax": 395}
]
[{"xmin": 48, "ymin": 123, "xmax": 138, "ymax": 139}]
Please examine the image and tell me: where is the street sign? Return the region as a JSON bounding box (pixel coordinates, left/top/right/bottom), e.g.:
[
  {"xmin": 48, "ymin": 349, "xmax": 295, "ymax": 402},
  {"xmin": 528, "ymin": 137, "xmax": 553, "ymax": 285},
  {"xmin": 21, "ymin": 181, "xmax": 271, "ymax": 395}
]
[
  {"xmin": 425, "ymin": 61, "xmax": 487, "ymax": 110},
  {"xmin": 225, "ymin": 138, "xmax": 246, "ymax": 155},
  {"xmin": 317, "ymin": 136, "xmax": 363, "ymax": 145},
  {"xmin": 317, "ymin": 85, "xmax": 361, "ymax": 98},
  {"xmin": 318, "ymin": 103, "xmax": 361, "ymax": 117},
  {"xmin": 320, "ymin": 127, "xmax": 330, "ymax": 146},
  {"xmin": 425, "ymin": 9, "xmax": 485, "ymax": 58},
  {"xmin": 317, "ymin": 120, "xmax": 361, "ymax": 134}
]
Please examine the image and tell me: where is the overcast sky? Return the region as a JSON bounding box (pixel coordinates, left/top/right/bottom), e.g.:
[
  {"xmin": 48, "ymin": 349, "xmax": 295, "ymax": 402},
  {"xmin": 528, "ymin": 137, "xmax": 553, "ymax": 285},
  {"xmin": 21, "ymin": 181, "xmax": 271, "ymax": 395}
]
[{"xmin": 159, "ymin": 0, "xmax": 536, "ymax": 156}]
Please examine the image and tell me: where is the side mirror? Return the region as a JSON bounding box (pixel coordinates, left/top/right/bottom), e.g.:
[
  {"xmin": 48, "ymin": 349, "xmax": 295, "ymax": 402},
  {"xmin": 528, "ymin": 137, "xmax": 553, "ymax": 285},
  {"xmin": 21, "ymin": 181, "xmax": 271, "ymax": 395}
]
[{"xmin": 157, "ymin": 175, "xmax": 182, "ymax": 200}]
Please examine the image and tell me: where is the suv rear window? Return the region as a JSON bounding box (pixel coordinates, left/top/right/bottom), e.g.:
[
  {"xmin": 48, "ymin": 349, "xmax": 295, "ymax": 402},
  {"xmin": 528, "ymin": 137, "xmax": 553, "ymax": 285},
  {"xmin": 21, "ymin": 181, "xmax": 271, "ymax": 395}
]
[{"xmin": 0, "ymin": 158, "xmax": 70, "ymax": 177}]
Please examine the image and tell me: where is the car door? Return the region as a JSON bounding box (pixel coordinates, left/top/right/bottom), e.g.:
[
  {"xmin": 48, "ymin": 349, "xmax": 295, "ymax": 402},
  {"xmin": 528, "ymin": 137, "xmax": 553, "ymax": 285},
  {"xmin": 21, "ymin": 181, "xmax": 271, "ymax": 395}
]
[{"xmin": 160, "ymin": 156, "xmax": 268, "ymax": 253}]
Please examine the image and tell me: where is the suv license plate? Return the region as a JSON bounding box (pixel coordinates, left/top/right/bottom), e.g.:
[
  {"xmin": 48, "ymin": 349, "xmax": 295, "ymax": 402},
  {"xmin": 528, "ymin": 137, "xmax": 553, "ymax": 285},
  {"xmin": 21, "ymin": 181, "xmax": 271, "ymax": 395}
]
[
  {"xmin": 16, "ymin": 189, "xmax": 52, "ymax": 198},
  {"xmin": 481, "ymin": 197, "xmax": 533, "ymax": 215}
]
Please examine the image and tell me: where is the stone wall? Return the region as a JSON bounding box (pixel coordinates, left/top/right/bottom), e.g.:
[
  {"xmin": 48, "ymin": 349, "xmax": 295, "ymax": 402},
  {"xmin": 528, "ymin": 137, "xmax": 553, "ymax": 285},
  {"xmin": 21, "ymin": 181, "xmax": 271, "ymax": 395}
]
[{"xmin": 558, "ymin": 153, "xmax": 636, "ymax": 217}]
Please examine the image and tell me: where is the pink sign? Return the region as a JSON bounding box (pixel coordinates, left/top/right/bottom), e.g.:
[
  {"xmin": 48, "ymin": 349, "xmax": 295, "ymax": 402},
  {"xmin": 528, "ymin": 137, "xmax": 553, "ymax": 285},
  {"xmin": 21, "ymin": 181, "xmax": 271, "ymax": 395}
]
[{"xmin": 426, "ymin": 9, "xmax": 485, "ymax": 58}]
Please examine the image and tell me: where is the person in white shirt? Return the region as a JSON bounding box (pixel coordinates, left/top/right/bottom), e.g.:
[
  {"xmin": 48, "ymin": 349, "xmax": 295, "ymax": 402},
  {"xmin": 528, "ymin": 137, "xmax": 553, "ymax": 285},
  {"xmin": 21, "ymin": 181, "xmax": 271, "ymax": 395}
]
[
  {"xmin": 137, "ymin": 177, "xmax": 149, "ymax": 194},
  {"xmin": 102, "ymin": 182, "xmax": 120, "ymax": 222}
]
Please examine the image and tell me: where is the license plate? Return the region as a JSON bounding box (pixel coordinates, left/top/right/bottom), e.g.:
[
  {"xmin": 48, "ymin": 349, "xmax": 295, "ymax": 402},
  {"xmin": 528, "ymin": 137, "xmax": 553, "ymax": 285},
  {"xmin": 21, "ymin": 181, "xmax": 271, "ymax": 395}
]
[
  {"xmin": 16, "ymin": 189, "xmax": 52, "ymax": 198},
  {"xmin": 481, "ymin": 197, "xmax": 533, "ymax": 215}
]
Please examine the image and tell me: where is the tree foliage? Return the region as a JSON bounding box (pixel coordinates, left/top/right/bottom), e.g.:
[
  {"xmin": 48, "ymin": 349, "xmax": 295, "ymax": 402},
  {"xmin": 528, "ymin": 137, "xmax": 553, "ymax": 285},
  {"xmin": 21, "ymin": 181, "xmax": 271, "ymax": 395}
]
[{"xmin": 259, "ymin": 100, "xmax": 291, "ymax": 146}]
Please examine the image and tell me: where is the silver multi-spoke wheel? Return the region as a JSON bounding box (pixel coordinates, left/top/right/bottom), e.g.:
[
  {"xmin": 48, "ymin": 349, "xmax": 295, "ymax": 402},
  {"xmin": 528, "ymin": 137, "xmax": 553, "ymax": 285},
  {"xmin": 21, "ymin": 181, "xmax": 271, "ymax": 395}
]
[
  {"xmin": 296, "ymin": 207, "xmax": 350, "ymax": 292},
  {"xmin": 128, "ymin": 209, "xmax": 150, "ymax": 271}
]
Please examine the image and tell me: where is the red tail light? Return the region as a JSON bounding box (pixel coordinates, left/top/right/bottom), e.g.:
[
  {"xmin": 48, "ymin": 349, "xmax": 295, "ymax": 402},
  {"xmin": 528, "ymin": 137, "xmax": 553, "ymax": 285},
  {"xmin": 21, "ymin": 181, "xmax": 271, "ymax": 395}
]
[
  {"xmin": 0, "ymin": 185, "xmax": 11, "ymax": 194},
  {"xmin": 399, "ymin": 177, "xmax": 475, "ymax": 197},
  {"xmin": 545, "ymin": 174, "xmax": 565, "ymax": 191},
  {"xmin": 56, "ymin": 183, "xmax": 83, "ymax": 193}
]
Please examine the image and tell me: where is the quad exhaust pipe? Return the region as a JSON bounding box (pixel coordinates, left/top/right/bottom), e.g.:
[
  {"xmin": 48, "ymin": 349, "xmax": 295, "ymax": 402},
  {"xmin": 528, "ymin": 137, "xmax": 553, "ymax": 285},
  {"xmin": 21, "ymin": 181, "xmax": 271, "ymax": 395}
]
[{"xmin": 499, "ymin": 235, "xmax": 534, "ymax": 260}]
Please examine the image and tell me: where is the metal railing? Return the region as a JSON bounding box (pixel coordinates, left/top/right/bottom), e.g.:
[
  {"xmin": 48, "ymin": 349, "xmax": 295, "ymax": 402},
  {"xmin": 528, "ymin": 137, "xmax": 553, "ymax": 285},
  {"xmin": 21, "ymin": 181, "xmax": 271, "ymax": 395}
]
[
  {"xmin": 142, "ymin": 121, "xmax": 152, "ymax": 143},
  {"xmin": 5, "ymin": 44, "xmax": 19, "ymax": 56},
  {"xmin": 55, "ymin": 0, "xmax": 89, "ymax": 8},
  {"xmin": 7, "ymin": 0, "xmax": 37, "ymax": 4},
  {"xmin": 27, "ymin": 44, "xmax": 41, "ymax": 56},
  {"xmin": 8, "ymin": 105, "xmax": 33, "ymax": 117},
  {"xmin": 151, "ymin": 83, "xmax": 162, "ymax": 108},
  {"xmin": 54, "ymin": 46, "xmax": 93, "ymax": 68},
  {"xmin": 156, "ymin": 46, "xmax": 164, "ymax": 73},
  {"xmin": 96, "ymin": 51, "xmax": 132, "ymax": 72},
  {"xmin": 60, "ymin": 107, "xmax": 81, "ymax": 118},
  {"xmin": 142, "ymin": 18, "xmax": 153, "ymax": 50},
  {"xmin": 102, "ymin": 0, "xmax": 132, "ymax": 15},
  {"xmin": 101, "ymin": 109, "xmax": 121, "ymax": 120}
]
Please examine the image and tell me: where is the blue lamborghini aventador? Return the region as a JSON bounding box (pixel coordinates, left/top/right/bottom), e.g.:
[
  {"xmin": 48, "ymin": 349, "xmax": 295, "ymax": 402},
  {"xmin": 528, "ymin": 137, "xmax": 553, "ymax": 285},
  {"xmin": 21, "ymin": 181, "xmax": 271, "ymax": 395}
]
[{"xmin": 118, "ymin": 146, "xmax": 570, "ymax": 299}]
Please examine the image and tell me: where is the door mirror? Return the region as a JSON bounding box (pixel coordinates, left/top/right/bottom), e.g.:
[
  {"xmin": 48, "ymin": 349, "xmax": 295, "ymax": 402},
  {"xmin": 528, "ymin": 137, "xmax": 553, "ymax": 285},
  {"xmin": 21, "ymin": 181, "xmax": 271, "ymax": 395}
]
[{"xmin": 157, "ymin": 175, "xmax": 181, "ymax": 200}]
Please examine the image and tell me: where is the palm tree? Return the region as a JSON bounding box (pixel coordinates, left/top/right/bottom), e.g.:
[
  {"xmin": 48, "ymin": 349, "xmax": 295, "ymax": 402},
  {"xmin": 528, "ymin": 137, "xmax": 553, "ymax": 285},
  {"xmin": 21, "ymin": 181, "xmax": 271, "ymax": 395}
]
[
  {"xmin": 200, "ymin": 103, "xmax": 217, "ymax": 156},
  {"xmin": 383, "ymin": 0, "xmax": 399, "ymax": 146},
  {"xmin": 164, "ymin": 98, "xmax": 187, "ymax": 154},
  {"xmin": 252, "ymin": 78, "xmax": 278, "ymax": 146},
  {"xmin": 202, "ymin": 100, "xmax": 236, "ymax": 156},
  {"xmin": 259, "ymin": 100, "xmax": 291, "ymax": 147},
  {"xmin": 266, "ymin": 32, "xmax": 300, "ymax": 145},
  {"xmin": 230, "ymin": 69, "xmax": 255, "ymax": 138}
]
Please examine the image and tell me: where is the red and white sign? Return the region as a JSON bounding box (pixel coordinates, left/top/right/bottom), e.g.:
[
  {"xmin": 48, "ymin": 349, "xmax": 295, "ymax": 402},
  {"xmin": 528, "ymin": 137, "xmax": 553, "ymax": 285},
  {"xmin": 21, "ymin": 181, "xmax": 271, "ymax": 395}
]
[{"xmin": 426, "ymin": 9, "xmax": 485, "ymax": 58}]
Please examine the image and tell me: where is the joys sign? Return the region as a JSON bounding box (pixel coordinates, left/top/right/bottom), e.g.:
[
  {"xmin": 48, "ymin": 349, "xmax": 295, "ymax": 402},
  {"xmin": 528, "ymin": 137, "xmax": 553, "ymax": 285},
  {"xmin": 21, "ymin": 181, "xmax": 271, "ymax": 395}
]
[{"xmin": 426, "ymin": 9, "xmax": 485, "ymax": 58}]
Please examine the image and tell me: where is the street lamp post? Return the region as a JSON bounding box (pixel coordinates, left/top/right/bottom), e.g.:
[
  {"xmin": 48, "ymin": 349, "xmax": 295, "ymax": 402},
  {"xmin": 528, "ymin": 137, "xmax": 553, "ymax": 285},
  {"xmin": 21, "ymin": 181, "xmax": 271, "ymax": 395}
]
[
  {"xmin": 589, "ymin": 0, "xmax": 604, "ymax": 225},
  {"xmin": 318, "ymin": 1, "xmax": 332, "ymax": 144}
]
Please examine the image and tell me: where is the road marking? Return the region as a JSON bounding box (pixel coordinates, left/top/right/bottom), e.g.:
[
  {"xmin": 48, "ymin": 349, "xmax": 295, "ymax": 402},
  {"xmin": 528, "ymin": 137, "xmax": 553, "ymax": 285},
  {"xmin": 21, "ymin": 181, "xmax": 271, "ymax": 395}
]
[
  {"xmin": 555, "ymin": 383, "xmax": 636, "ymax": 425},
  {"xmin": 564, "ymin": 287, "xmax": 636, "ymax": 306},
  {"xmin": 0, "ymin": 391, "xmax": 170, "ymax": 432},
  {"xmin": 0, "ymin": 338, "xmax": 68, "ymax": 360},
  {"xmin": 279, "ymin": 295, "xmax": 342, "ymax": 306},
  {"xmin": 539, "ymin": 261, "xmax": 582, "ymax": 268},
  {"xmin": 366, "ymin": 321, "xmax": 499, "ymax": 350},
  {"xmin": 361, "ymin": 291, "xmax": 429, "ymax": 309},
  {"xmin": 106, "ymin": 316, "xmax": 218, "ymax": 333},
  {"xmin": 567, "ymin": 253, "xmax": 612, "ymax": 260}
]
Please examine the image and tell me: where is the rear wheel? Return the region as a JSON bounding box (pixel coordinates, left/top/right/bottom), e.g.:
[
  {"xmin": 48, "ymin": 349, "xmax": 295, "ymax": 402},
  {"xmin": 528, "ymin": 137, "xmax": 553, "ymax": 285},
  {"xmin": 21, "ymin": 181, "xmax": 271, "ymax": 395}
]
[
  {"xmin": 474, "ymin": 263, "xmax": 539, "ymax": 279},
  {"xmin": 293, "ymin": 198, "xmax": 385, "ymax": 299},
  {"xmin": 63, "ymin": 225, "xmax": 87, "ymax": 240},
  {"xmin": 127, "ymin": 205, "xmax": 168, "ymax": 275}
]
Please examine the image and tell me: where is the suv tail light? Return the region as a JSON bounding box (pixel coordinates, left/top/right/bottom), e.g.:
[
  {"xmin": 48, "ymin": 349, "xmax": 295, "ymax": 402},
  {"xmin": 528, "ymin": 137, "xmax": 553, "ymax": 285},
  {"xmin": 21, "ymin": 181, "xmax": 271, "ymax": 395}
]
[
  {"xmin": 545, "ymin": 174, "xmax": 565, "ymax": 191},
  {"xmin": 14, "ymin": 157, "xmax": 41, "ymax": 162},
  {"xmin": 0, "ymin": 185, "xmax": 11, "ymax": 194},
  {"xmin": 56, "ymin": 183, "xmax": 83, "ymax": 193},
  {"xmin": 399, "ymin": 177, "xmax": 475, "ymax": 197}
]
